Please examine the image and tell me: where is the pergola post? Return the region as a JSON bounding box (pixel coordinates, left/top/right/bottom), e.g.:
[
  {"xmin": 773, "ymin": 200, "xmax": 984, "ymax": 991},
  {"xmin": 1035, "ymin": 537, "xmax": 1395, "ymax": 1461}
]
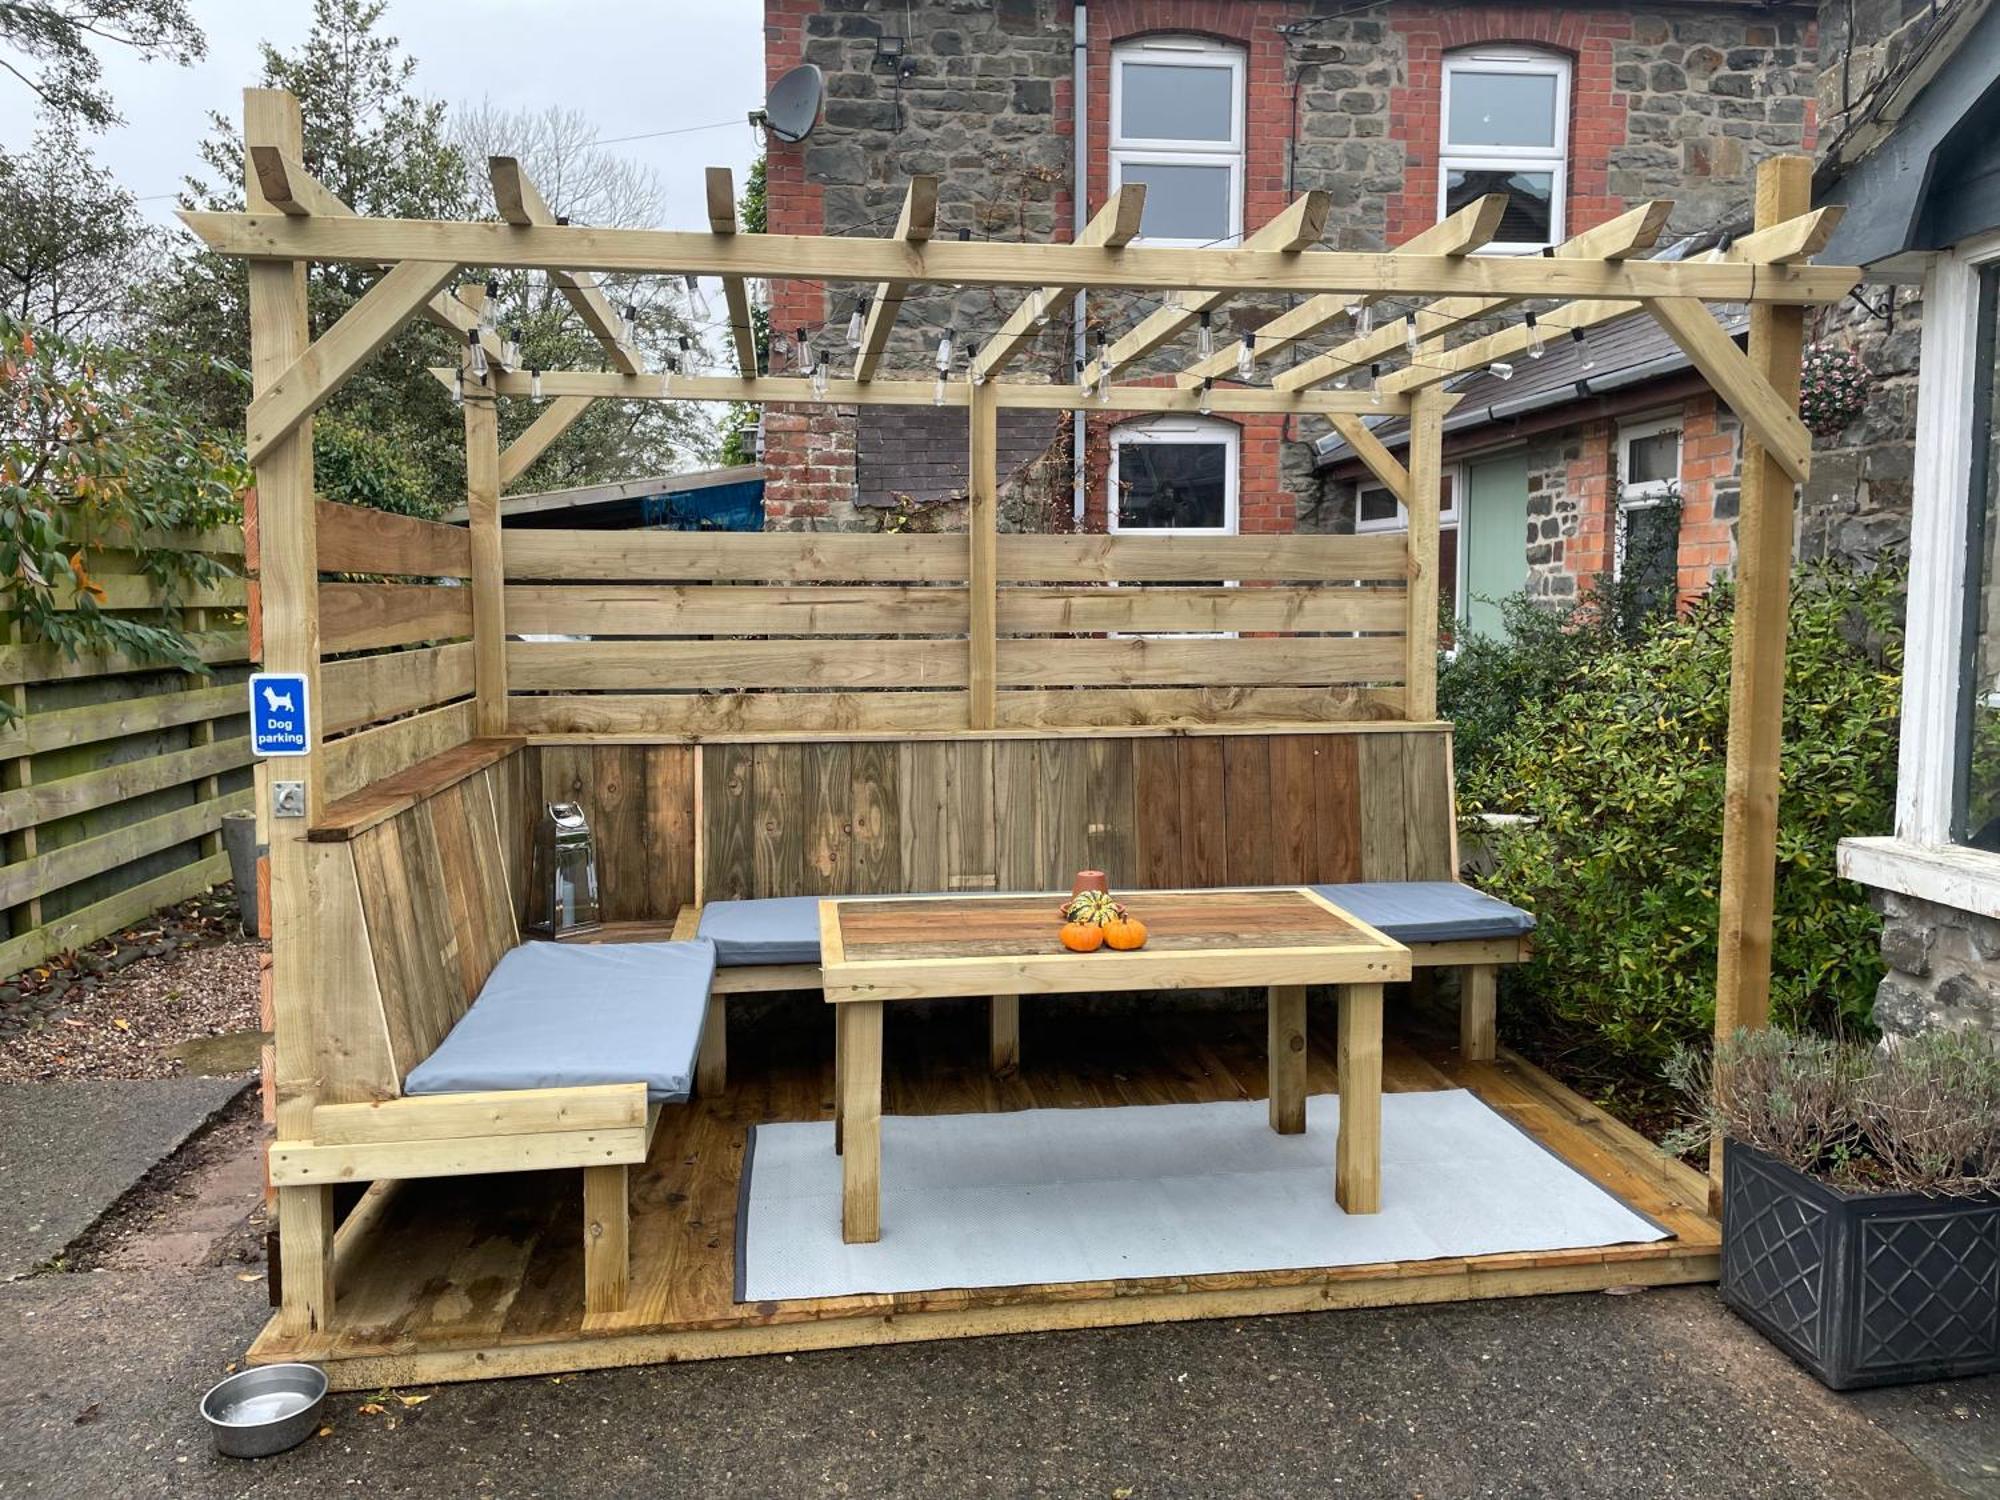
[
  {"xmin": 968, "ymin": 377, "xmax": 999, "ymax": 729},
  {"xmin": 1403, "ymin": 388, "xmax": 1451, "ymax": 722},
  {"xmin": 245, "ymin": 87, "xmax": 333, "ymax": 1335},
  {"xmin": 459, "ymin": 283, "xmax": 508, "ymax": 736},
  {"xmin": 1710, "ymin": 155, "xmax": 1812, "ymax": 1206}
]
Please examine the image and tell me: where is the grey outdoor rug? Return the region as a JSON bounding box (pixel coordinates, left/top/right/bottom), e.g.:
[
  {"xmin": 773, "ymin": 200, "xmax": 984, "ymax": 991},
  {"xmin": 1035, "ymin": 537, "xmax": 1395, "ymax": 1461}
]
[{"xmin": 736, "ymin": 1089, "xmax": 1669, "ymax": 1302}]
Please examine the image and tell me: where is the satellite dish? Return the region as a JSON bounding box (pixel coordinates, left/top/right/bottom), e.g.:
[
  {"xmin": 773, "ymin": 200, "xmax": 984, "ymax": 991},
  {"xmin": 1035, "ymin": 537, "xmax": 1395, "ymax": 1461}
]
[{"xmin": 765, "ymin": 63, "xmax": 825, "ymax": 143}]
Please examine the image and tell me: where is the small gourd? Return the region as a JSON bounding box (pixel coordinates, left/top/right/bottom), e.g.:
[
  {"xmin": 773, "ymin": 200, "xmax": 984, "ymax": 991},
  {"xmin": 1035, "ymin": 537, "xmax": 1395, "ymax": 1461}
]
[
  {"xmin": 1103, "ymin": 915, "xmax": 1148, "ymax": 951},
  {"xmin": 1059, "ymin": 920, "xmax": 1106, "ymax": 953}
]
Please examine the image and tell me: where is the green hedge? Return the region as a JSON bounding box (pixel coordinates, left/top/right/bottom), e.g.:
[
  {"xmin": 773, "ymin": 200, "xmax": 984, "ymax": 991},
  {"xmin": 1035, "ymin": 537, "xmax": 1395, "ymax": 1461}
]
[{"xmin": 1459, "ymin": 564, "xmax": 1903, "ymax": 1070}]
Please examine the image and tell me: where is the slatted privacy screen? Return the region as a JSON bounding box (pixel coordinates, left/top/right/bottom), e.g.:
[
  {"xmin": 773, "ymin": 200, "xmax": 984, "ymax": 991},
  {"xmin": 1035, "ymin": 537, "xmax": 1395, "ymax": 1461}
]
[
  {"xmin": 314, "ymin": 500, "xmax": 480, "ymax": 803},
  {"xmin": 0, "ymin": 530, "xmax": 253, "ymax": 976},
  {"xmin": 502, "ymin": 529, "xmax": 1412, "ymax": 736}
]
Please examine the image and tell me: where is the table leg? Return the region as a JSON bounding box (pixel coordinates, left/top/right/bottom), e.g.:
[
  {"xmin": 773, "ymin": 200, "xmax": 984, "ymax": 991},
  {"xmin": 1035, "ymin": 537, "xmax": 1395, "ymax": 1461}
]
[
  {"xmin": 1266, "ymin": 984, "xmax": 1307, "ymax": 1135},
  {"xmin": 1335, "ymin": 983, "xmax": 1383, "ymax": 1215},
  {"xmin": 839, "ymin": 1000, "xmax": 883, "ymax": 1244},
  {"xmin": 989, "ymin": 994, "xmax": 1020, "ymax": 1077},
  {"xmin": 1460, "ymin": 965, "xmax": 1497, "ymax": 1062},
  {"xmin": 833, "ymin": 998, "xmax": 846, "ymax": 1156}
]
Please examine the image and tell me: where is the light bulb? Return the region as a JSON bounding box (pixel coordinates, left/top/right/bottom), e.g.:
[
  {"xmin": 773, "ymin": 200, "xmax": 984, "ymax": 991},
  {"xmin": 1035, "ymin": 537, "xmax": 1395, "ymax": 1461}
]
[
  {"xmin": 794, "ymin": 327, "xmax": 810, "ymax": 372},
  {"xmin": 503, "ymin": 326, "xmax": 521, "ymax": 369},
  {"xmin": 530, "ymin": 367, "xmax": 543, "ymax": 401},
  {"xmin": 452, "ymin": 369, "xmax": 465, "ymax": 407},
  {"xmin": 1028, "ymin": 289, "xmax": 1046, "ymax": 327},
  {"xmin": 936, "ymin": 332, "xmax": 954, "ymax": 373},
  {"xmin": 1490, "ymin": 361, "xmax": 1515, "ymax": 382},
  {"xmin": 933, "ymin": 374, "xmax": 946, "ymax": 406},
  {"xmin": 662, "ymin": 360, "xmax": 674, "ymax": 397},
  {"xmin": 679, "ymin": 334, "xmax": 694, "ymax": 374},
  {"xmin": 968, "ymin": 341, "xmax": 985, "ymax": 386},
  {"xmin": 1352, "ymin": 302, "xmax": 1373, "ymax": 336},
  {"xmin": 623, "ymin": 304, "xmax": 638, "ymax": 344},
  {"xmin": 1369, "ymin": 362, "xmax": 1383, "ymax": 407},
  {"xmin": 1197, "ymin": 311, "xmax": 1213, "ymax": 359},
  {"xmin": 1405, "ymin": 320, "xmax": 1421, "ymax": 356},
  {"xmin": 1096, "ymin": 365, "xmax": 1110, "ymax": 403},
  {"xmin": 1524, "ymin": 312, "xmax": 1545, "ymax": 359},
  {"xmin": 1572, "ymin": 326, "xmax": 1594, "ymax": 372},
  {"xmin": 467, "ymin": 328, "xmax": 487, "ymax": 379},
  {"xmin": 811, "ymin": 361, "xmax": 828, "ymax": 397},
  {"xmin": 846, "ymin": 297, "xmax": 868, "ymax": 348},
  {"xmin": 685, "ymin": 273, "xmax": 711, "ymax": 319},
  {"xmin": 1198, "ymin": 377, "xmax": 1213, "ymax": 416},
  {"xmin": 479, "ymin": 281, "xmax": 499, "ymax": 333},
  {"xmin": 1334, "ymin": 369, "xmax": 1349, "ymax": 390},
  {"xmin": 1237, "ymin": 333, "xmax": 1256, "ymax": 382}
]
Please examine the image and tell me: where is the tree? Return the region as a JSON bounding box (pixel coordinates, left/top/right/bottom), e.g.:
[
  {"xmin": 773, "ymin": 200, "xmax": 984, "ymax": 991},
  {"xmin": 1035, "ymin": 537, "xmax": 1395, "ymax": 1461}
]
[
  {"xmin": 450, "ymin": 100, "xmax": 714, "ymax": 488},
  {"xmin": 0, "ymin": 121, "xmax": 158, "ymax": 336},
  {"xmin": 0, "ymin": 0, "xmax": 203, "ymax": 129},
  {"xmin": 137, "ymin": 0, "xmax": 475, "ymax": 497},
  {"xmin": 0, "ymin": 315, "xmax": 245, "ymax": 685}
]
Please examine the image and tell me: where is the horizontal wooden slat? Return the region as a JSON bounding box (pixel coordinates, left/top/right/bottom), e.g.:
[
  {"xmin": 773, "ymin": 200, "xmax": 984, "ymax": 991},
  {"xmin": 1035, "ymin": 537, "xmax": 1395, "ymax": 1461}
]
[
  {"xmin": 998, "ymin": 585, "xmax": 1405, "ymax": 635},
  {"xmin": 504, "ymin": 585, "xmax": 969, "ymax": 637},
  {"xmin": 320, "ymin": 642, "xmax": 477, "ymax": 736},
  {"xmin": 51, "ymin": 573, "xmax": 245, "ymax": 611},
  {"xmin": 321, "ymin": 699, "xmax": 477, "ymax": 805},
  {"xmin": 0, "ymin": 736, "xmax": 251, "ymax": 835},
  {"xmin": 992, "ymin": 686, "xmax": 1406, "ymax": 729},
  {"xmin": 508, "ymin": 639, "xmax": 968, "ymax": 691},
  {"xmin": 0, "ymin": 683, "xmax": 247, "ymax": 760},
  {"xmin": 503, "ymin": 530, "xmax": 968, "ymax": 583},
  {"xmin": 309, "ymin": 735, "xmax": 522, "ymax": 842},
  {"xmin": 0, "ymin": 787, "xmax": 253, "ymax": 910},
  {"xmin": 507, "ymin": 692, "xmax": 971, "ymax": 737},
  {"xmin": 270, "ymin": 1122, "xmax": 650, "ymax": 1185},
  {"xmin": 0, "ymin": 852, "xmax": 231, "ymax": 980},
  {"xmin": 318, "ymin": 582, "xmax": 473, "ymax": 655},
  {"xmin": 311, "ymin": 1082, "xmax": 645, "ymax": 1144},
  {"xmin": 997, "ymin": 534, "xmax": 1410, "ymax": 583},
  {"xmin": 137, "ymin": 526, "xmax": 246, "ymax": 557},
  {"xmin": 316, "ymin": 498, "xmax": 473, "ymax": 577},
  {"xmin": 996, "ymin": 636, "xmax": 1405, "ymax": 687},
  {"xmin": 0, "ymin": 632, "xmax": 248, "ymax": 686}
]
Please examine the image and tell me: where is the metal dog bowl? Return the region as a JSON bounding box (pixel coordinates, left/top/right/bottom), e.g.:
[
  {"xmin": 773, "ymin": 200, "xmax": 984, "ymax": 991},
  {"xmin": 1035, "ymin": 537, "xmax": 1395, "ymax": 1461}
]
[{"xmin": 200, "ymin": 1363, "xmax": 327, "ymax": 1458}]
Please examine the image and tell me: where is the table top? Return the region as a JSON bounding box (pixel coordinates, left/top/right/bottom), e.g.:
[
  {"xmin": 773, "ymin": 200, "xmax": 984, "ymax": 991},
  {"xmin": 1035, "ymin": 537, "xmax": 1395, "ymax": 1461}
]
[{"xmin": 819, "ymin": 888, "xmax": 1410, "ymax": 1003}]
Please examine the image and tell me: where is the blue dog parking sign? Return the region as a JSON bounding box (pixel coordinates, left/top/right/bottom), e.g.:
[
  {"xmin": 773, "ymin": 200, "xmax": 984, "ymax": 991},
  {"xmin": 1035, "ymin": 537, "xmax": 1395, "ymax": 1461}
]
[{"xmin": 249, "ymin": 672, "xmax": 311, "ymax": 756}]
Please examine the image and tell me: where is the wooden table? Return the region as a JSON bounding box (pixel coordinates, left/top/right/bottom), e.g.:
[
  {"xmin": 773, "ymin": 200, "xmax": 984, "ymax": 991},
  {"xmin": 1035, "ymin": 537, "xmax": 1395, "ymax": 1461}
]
[{"xmin": 818, "ymin": 888, "xmax": 1411, "ymax": 1244}]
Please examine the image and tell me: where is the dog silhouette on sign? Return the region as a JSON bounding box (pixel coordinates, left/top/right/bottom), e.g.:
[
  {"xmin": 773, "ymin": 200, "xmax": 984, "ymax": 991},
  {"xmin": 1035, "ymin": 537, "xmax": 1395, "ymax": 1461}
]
[{"xmin": 262, "ymin": 684, "xmax": 295, "ymax": 715}]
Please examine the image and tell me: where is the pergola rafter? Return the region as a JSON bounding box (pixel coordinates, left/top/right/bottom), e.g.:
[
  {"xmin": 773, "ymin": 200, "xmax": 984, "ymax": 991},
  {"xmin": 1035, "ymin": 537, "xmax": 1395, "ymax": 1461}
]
[
  {"xmin": 970, "ymin": 185, "xmax": 1145, "ymax": 384},
  {"xmin": 489, "ymin": 155, "xmax": 643, "ymax": 376},
  {"xmin": 703, "ymin": 166, "xmax": 761, "ymax": 377},
  {"xmin": 851, "ymin": 176, "xmax": 938, "ymax": 382}
]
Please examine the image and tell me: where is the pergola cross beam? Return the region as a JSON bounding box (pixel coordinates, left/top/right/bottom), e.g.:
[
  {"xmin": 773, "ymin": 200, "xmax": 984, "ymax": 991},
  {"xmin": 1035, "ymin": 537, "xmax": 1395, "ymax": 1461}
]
[
  {"xmin": 489, "ymin": 156, "xmax": 644, "ymax": 376},
  {"xmin": 1077, "ymin": 190, "xmax": 1330, "ymax": 390},
  {"xmin": 852, "ymin": 175, "xmax": 939, "ymax": 382},
  {"xmin": 1178, "ymin": 193, "xmax": 1507, "ymax": 389},
  {"xmin": 1273, "ymin": 199, "xmax": 1673, "ymax": 393},
  {"xmin": 498, "ymin": 394, "xmax": 595, "ymax": 490},
  {"xmin": 971, "ymin": 185, "xmax": 1145, "ymax": 383},
  {"xmin": 704, "ymin": 167, "xmax": 761, "ymax": 376},
  {"xmin": 1645, "ymin": 296, "xmax": 1813, "ymax": 481}
]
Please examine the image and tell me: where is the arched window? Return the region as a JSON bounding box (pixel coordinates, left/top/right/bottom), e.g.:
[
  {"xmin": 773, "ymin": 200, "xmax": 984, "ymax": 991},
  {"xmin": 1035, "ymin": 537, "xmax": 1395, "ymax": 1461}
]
[
  {"xmin": 1110, "ymin": 35, "xmax": 1245, "ymax": 246},
  {"xmin": 1108, "ymin": 415, "xmax": 1238, "ymax": 535},
  {"xmin": 1439, "ymin": 47, "xmax": 1571, "ymax": 251}
]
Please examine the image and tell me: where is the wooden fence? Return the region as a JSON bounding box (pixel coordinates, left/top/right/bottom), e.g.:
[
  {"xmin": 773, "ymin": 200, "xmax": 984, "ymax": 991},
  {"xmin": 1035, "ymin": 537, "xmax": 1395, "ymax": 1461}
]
[{"xmin": 0, "ymin": 532, "xmax": 254, "ymax": 977}]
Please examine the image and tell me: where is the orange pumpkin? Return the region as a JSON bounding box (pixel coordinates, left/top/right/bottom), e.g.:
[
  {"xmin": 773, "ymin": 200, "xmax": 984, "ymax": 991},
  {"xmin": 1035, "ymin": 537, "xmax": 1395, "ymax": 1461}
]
[
  {"xmin": 1103, "ymin": 916, "xmax": 1148, "ymax": 951},
  {"xmin": 1059, "ymin": 920, "xmax": 1106, "ymax": 953}
]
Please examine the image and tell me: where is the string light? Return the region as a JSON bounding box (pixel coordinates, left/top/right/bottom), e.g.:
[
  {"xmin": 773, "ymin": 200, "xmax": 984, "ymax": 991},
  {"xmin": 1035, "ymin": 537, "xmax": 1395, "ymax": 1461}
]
[
  {"xmin": 1369, "ymin": 362, "xmax": 1384, "ymax": 407},
  {"xmin": 1524, "ymin": 311, "xmax": 1545, "ymax": 359},
  {"xmin": 934, "ymin": 329, "xmax": 952, "ymax": 406},
  {"xmin": 1197, "ymin": 310, "xmax": 1213, "ymax": 359},
  {"xmin": 466, "ymin": 327, "xmax": 488, "ymax": 379},
  {"xmin": 1404, "ymin": 319, "xmax": 1421, "ymax": 357},
  {"xmin": 502, "ymin": 325, "xmax": 520, "ymax": 369},
  {"xmin": 1093, "ymin": 330, "xmax": 1111, "ymax": 402},
  {"xmin": 794, "ymin": 327, "xmax": 812, "ymax": 374},
  {"xmin": 685, "ymin": 273, "xmax": 711, "ymax": 319},
  {"xmin": 479, "ymin": 281, "xmax": 499, "ymax": 334},
  {"xmin": 811, "ymin": 358, "xmax": 828, "ymax": 397},
  {"xmin": 1489, "ymin": 360, "xmax": 1515, "ymax": 382},
  {"xmin": 1198, "ymin": 376, "xmax": 1214, "ymax": 415},
  {"xmin": 1572, "ymin": 325, "xmax": 1595, "ymax": 372},
  {"xmin": 452, "ymin": 368, "xmax": 465, "ymax": 407},
  {"xmin": 1349, "ymin": 301, "xmax": 1373, "ymax": 336},
  {"xmin": 529, "ymin": 367, "xmax": 542, "ymax": 401},
  {"xmin": 662, "ymin": 353, "xmax": 675, "ymax": 397},
  {"xmin": 846, "ymin": 296, "xmax": 869, "ymax": 348},
  {"xmin": 968, "ymin": 340, "xmax": 985, "ymax": 387},
  {"xmin": 623, "ymin": 304, "xmax": 638, "ymax": 344},
  {"xmin": 1237, "ymin": 332, "xmax": 1256, "ymax": 382}
]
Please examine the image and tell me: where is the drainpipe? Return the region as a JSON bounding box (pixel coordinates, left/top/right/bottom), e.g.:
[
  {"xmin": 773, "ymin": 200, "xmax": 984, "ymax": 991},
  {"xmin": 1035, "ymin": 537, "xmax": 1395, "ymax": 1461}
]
[{"xmin": 1071, "ymin": 0, "xmax": 1089, "ymax": 527}]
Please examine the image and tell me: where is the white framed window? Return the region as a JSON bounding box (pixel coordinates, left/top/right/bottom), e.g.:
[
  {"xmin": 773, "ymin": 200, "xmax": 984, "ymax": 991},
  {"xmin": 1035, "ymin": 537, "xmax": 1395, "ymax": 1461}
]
[
  {"xmin": 1108, "ymin": 415, "xmax": 1239, "ymax": 534},
  {"xmin": 1614, "ymin": 415, "xmax": 1682, "ymax": 585},
  {"xmin": 1354, "ymin": 475, "xmax": 1461, "ymax": 624},
  {"xmin": 1439, "ymin": 47, "xmax": 1570, "ymax": 252},
  {"xmin": 1110, "ymin": 35, "xmax": 1245, "ymax": 247}
]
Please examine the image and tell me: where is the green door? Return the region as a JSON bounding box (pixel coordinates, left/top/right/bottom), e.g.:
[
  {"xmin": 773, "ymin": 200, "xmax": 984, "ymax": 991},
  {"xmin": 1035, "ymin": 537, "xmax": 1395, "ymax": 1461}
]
[{"xmin": 1460, "ymin": 451, "xmax": 1531, "ymax": 641}]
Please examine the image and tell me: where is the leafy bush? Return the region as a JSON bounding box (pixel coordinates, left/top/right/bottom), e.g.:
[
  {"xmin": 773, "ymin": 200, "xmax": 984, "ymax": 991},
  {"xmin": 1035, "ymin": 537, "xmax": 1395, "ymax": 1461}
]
[
  {"xmin": 313, "ymin": 414, "xmax": 440, "ymax": 519},
  {"xmin": 1667, "ymin": 1027, "xmax": 2000, "ymax": 1197},
  {"xmin": 1461, "ymin": 563, "xmax": 1903, "ymax": 1070},
  {"xmin": 0, "ymin": 316, "xmax": 245, "ymax": 678}
]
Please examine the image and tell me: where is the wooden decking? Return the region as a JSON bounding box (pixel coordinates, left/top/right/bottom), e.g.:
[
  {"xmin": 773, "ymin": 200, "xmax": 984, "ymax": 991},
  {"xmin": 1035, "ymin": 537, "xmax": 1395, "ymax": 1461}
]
[{"xmin": 250, "ymin": 997, "xmax": 1718, "ymax": 1390}]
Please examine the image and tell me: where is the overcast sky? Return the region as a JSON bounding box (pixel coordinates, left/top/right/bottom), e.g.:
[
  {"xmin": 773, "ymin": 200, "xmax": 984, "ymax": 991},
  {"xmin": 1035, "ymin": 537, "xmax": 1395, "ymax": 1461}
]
[{"xmin": 0, "ymin": 0, "xmax": 766, "ymax": 229}]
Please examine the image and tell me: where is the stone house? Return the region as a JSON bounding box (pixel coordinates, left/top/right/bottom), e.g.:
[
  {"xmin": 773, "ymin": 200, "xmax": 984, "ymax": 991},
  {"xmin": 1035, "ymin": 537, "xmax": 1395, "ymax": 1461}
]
[{"xmin": 755, "ymin": 0, "xmax": 1821, "ymax": 639}]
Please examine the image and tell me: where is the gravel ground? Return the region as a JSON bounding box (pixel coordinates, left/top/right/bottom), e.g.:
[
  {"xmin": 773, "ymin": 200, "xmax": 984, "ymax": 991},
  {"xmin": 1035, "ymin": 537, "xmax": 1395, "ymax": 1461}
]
[{"xmin": 0, "ymin": 890, "xmax": 265, "ymax": 1084}]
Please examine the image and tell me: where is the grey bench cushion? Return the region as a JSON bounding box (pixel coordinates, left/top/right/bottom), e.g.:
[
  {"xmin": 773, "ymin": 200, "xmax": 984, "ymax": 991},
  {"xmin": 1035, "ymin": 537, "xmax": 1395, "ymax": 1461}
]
[
  {"xmin": 1310, "ymin": 882, "xmax": 1535, "ymax": 944},
  {"xmin": 403, "ymin": 939, "xmax": 716, "ymax": 1104},
  {"xmin": 698, "ymin": 896, "xmax": 824, "ymax": 967}
]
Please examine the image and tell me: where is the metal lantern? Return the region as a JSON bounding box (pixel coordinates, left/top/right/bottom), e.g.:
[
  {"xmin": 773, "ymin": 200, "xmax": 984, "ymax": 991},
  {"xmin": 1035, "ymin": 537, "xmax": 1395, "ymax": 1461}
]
[{"xmin": 528, "ymin": 802, "xmax": 601, "ymax": 938}]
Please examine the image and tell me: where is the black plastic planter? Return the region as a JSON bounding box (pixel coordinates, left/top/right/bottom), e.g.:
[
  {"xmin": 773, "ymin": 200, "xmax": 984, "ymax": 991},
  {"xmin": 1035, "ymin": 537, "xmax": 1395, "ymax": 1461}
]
[{"xmin": 1719, "ymin": 1139, "xmax": 2000, "ymax": 1390}]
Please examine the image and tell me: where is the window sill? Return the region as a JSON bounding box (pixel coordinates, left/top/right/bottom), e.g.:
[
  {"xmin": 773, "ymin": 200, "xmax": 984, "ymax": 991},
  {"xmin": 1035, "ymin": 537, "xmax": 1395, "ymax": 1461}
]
[{"xmin": 1838, "ymin": 836, "xmax": 2000, "ymax": 920}]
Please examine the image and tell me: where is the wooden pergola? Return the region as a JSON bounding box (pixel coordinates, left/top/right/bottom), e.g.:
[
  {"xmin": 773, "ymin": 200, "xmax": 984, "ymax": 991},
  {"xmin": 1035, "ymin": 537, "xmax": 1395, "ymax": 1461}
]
[{"xmin": 197, "ymin": 90, "xmax": 1854, "ymax": 1376}]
